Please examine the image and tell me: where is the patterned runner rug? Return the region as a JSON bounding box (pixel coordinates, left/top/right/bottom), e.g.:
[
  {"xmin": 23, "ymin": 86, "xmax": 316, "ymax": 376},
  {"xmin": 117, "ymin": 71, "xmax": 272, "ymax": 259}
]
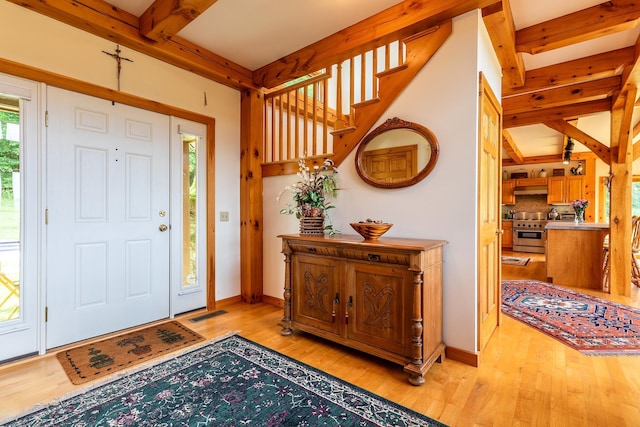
[
  {"xmin": 6, "ymin": 335, "xmax": 447, "ymax": 426},
  {"xmin": 502, "ymin": 280, "xmax": 640, "ymax": 355},
  {"xmin": 56, "ymin": 320, "xmax": 205, "ymax": 384}
]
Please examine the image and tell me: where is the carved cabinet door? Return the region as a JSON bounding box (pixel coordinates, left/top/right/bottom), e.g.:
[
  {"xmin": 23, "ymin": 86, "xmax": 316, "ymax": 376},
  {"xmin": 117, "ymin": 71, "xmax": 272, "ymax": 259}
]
[
  {"xmin": 291, "ymin": 255, "xmax": 342, "ymax": 336},
  {"xmin": 345, "ymin": 262, "xmax": 412, "ymax": 356}
]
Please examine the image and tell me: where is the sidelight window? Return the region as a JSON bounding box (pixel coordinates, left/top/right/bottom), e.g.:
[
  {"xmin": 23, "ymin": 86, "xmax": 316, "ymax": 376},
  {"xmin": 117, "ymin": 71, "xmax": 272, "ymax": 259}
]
[
  {"xmin": 182, "ymin": 134, "xmax": 198, "ymax": 287},
  {"xmin": 0, "ymin": 97, "xmax": 20, "ymax": 322}
]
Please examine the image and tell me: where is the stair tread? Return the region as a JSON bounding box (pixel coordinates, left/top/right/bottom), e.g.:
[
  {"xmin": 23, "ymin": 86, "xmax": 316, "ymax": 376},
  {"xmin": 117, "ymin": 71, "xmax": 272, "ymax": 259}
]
[
  {"xmin": 352, "ymin": 98, "xmax": 380, "ymax": 109},
  {"xmin": 376, "ymin": 64, "xmax": 409, "ymax": 78}
]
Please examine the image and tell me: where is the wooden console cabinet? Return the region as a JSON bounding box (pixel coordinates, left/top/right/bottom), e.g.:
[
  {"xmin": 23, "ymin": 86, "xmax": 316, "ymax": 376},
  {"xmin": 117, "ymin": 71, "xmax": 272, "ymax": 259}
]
[{"xmin": 279, "ymin": 234, "xmax": 447, "ymax": 385}]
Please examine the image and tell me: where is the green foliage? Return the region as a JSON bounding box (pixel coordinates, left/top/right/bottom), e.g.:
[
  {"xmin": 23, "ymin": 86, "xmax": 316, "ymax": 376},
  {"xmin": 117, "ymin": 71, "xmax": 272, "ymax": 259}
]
[
  {"xmin": 603, "ymin": 181, "xmax": 640, "ymax": 219},
  {"xmin": 278, "ymin": 157, "xmax": 340, "ymax": 235},
  {"xmin": 0, "ymin": 111, "xmax": 20, "ymax": 194}
]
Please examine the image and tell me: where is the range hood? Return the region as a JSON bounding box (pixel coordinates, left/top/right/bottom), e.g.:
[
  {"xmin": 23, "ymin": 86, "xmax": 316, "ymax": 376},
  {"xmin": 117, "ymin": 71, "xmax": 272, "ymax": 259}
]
[{"xmin": 513, "ymin": 186, "xmax": 548, "ymax": 195}]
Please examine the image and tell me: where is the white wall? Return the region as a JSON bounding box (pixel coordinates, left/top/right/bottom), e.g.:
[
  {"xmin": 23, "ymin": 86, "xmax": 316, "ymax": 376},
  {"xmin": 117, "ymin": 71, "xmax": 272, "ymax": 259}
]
[
  {"xmin": 0, "ymin": 2, "xmax": 242, "ymax": 300},
  {"xmin": 264, "ymin": 10, "xmax": 502, "ymax": 354}
]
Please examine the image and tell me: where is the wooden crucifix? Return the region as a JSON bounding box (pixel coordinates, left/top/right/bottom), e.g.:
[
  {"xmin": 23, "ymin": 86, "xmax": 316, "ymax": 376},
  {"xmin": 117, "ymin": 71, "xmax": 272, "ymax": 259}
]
[{"xmin": 102, "ymin": 44, "xmax": 133, "ymax": 91}]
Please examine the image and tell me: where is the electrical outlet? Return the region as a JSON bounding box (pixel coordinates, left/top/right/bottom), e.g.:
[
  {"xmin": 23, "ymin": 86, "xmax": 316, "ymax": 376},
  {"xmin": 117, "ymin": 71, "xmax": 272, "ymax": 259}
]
[{"xmin": 220, "ymin": 211, "xmax": 229, "ymax": 222}]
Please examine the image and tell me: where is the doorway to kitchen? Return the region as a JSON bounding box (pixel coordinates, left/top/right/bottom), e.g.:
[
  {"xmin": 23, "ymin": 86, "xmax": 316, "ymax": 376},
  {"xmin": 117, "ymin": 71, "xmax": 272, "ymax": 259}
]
[{"xmin": 501, "ymin": 250, "xmax": 547, "ymax": 282}]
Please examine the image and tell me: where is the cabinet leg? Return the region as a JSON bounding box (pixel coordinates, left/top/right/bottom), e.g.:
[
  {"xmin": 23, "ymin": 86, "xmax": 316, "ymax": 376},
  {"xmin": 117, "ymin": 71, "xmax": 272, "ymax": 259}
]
[
  {"xmin": 407, "ymin": 373, "xmax": 425, "ymax": 386},
  {"xmin": 280, "ymin": 327, "xmax": 292, "ymax": 336}
]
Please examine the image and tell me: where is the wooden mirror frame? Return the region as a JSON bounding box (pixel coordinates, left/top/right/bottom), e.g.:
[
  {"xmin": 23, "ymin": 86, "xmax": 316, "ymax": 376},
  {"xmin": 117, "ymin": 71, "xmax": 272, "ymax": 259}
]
[{"xmin": 355, "ymin": 117, "xmax": 439, "ymax": 189}]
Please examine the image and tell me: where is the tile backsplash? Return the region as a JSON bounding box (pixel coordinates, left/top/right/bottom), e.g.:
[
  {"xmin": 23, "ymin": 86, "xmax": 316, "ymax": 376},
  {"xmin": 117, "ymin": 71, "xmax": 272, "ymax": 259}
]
[{"xmin": 501, "ymin": 195, "xmax": 573, "ymax": 217}]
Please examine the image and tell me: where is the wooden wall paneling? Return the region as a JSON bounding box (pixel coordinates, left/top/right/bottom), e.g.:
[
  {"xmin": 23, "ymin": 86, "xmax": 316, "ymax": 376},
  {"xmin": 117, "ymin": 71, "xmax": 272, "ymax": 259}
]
[{"xmin": 240, "ymin": 89, "xmax": 265, "ymax": 303}]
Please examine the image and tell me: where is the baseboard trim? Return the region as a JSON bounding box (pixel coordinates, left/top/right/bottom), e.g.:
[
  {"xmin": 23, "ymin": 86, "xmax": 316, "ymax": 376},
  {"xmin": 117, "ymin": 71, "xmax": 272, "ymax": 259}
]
[
  {"xmin": 445, "ymin": 345, "xmax": 478, "ymax": 367},
  {"xmin": 261, "ymin": 295, "xmax": 284, "ymax": 308},
  {"xmin": 214, "ymin": 295, "xmax": 242, "ymax": 308}
]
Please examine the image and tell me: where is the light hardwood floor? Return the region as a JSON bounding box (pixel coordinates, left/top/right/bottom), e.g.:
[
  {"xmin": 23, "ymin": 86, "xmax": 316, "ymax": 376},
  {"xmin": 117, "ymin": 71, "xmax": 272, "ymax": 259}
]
[{"xmin": 1, "ymin": 255, "xmax": 640, "ymax": 426}]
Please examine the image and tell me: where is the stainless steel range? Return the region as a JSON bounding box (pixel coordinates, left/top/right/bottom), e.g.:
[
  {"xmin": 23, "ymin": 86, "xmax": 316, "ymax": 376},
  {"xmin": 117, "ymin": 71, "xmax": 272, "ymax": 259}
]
[{"xmin": 512, "ymin": 214, "xmax": 547, "ymax": 254}]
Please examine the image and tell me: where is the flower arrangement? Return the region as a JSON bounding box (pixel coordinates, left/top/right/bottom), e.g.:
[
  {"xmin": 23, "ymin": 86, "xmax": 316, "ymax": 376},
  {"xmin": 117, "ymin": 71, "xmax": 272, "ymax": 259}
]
[
  {"xmin": 570, "ymin": 199, "xmax": 589, "ymax": 223},
  {"xmin": 570, "ymin": 199, "xmax": 589, "ymax": 212},
  {"xmin": 278, "ymin": 157, "xmax": 339, "ymax": 228}
]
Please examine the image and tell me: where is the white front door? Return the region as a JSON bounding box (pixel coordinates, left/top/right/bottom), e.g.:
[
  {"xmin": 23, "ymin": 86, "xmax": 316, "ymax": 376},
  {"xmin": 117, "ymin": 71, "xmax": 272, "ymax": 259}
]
[
  {"xmin": 46, "ymin": 88, "xmax": 170, "ymax": 348},
  {"xmin": 0, "ymin": 74, "xmax": 41, "ymax": 361}
]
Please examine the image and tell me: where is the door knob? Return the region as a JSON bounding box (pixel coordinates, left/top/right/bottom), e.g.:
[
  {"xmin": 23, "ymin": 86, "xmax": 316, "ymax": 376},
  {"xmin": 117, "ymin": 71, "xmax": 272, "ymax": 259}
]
[{"xmin": 159, "ymin": 224, "xmax": 168, "ymax": 232}]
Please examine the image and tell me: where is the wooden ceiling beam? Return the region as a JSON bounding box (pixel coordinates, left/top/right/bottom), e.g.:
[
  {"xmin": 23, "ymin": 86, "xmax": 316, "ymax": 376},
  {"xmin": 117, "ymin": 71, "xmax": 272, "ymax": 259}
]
[
  {"xmin": 502, "ymin": 154, "xmax": 562, "ymax": 166},
  {"xmin": 503, "ymin": 48, "xmax": 634, "ymax": 97},
  {"xmin": 252, "ymin": 0, "xmax": 500, "ymax": 88},
  {"xmin": 503, "ymin": 76, "xmax": 621, "ymax": 114},
  {"xmin": 504, "ymin": 99, "xmax": 612, "ymax": 128},
  {"xmin": 614, "ymin": 86, "xmax": 637, "ymax": 163},
  {"xmin": 614, "ymin": 30, "xmax": 640, "ymax": 107},
  {"xmin": 482, "ymin": 0, "xmax": 524, "ymax": 90},
  {"xmin": 516, "ymin": 0, "xmax": 640, "ymax": 55},
  {"xmin": 544, "ymin": 120, "xmax": 611, "ymax": 165},
  {"xmin": 502, "ymin": 129, "xmax": 524, "ymax": 164},
  {"xmin": 7, "ymin": 0, "xmax": 256, "ymax": 90},
  {"xmin": 139, "ymin": 0, "xmax": 219, "ymax": 41}
]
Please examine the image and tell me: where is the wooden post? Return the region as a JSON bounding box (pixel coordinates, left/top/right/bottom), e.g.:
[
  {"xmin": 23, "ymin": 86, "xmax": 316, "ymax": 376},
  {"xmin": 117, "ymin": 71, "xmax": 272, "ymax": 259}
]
[
  {"xmin": 608, "ymin": 87, "xmax": 636, "ymax": 296},
  {"xmin": 240, "ymin": 88, "xmax": 264, "ymax": 303}
]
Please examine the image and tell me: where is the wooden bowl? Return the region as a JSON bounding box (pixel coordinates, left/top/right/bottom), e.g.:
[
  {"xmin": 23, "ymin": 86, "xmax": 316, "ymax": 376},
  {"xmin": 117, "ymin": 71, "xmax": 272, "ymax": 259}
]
[{"xmin": 350, "ymin": 222, "xmax": 393, "ymax": 240}]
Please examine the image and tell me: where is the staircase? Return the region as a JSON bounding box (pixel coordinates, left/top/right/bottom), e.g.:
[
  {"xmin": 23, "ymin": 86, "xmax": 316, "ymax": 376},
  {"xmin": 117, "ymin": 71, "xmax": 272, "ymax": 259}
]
[{"xmin": 262, "ymin": 21, "xmax": 453, "ymax": 176}]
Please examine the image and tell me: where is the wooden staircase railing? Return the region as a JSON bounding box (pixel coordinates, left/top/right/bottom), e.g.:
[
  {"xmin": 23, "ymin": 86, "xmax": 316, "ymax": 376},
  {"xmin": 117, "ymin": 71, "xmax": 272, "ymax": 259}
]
[{"xmin": 262, "ymin": 22, "xmax": 452, "ymax": 177}]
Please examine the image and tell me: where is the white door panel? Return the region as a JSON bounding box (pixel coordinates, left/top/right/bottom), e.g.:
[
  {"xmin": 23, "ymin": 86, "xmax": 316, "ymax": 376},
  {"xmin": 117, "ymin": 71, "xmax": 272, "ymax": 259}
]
[{"xmin": 46, "ymin": 87, "xmax": 170, "ymax": 348}]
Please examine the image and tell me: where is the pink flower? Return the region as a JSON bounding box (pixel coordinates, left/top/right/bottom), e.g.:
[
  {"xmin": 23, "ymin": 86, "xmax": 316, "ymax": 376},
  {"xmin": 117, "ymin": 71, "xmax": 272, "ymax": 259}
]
[{"xmin": 570, "ymin": 199, "xmax": 589, "ymax": 210}]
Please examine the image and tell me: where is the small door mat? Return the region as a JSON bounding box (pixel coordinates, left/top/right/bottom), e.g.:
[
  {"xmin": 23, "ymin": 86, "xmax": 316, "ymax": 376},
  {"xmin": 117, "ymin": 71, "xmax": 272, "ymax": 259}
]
[
  {"xmin": 501, "ymin": 256, "xmax": 531, "ymax": 266},
  {"xmin": 56, "ymin": 320, "xmax": 205, "ymax": 384}
]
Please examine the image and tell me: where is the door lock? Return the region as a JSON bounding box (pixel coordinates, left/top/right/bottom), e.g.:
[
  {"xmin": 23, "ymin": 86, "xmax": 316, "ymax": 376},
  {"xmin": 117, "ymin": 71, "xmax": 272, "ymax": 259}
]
[{"xmin": 158, "ymin": 224, "xmax": 168, "ymax": 232}]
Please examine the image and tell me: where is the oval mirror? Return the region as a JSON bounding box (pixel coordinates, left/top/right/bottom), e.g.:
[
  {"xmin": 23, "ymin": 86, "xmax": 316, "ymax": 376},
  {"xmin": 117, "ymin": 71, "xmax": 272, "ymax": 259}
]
[{"xmin": 355, "ymin": 117, "xmax": 439, "ymax": 189}]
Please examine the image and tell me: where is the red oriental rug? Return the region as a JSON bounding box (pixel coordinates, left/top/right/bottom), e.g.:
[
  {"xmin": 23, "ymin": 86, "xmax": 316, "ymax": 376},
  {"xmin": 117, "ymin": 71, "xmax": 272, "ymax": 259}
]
[{"xmin": 501, "ymin": 280, "xmax": 640, "ymax": 356}]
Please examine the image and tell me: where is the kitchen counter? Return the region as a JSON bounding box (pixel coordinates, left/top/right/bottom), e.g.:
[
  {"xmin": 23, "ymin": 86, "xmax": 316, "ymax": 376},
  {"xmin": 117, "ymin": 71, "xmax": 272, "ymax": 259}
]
[
  {"xmin": 545, "ymin": 222, "xmax": 609, "ymax": 291},
  {"xmin": 545, "ymin": 221, "xmax": 609, "ymax": 230}
]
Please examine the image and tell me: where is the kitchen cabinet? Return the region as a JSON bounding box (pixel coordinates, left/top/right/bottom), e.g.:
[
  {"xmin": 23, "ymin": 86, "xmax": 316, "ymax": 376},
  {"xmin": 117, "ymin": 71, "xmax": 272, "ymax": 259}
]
[
  {"xmin": 502, "ymin": 221, "xmax": 513, "ymax": 249},
  {"xmin": 502, "ymin": 179, "xmax": 516, "ymax": 205},
  {"xmin": 515, "ymin": 177, "xmax": 547, "ymax": 187},
  {"xmin": 279, "ymin": 234, "xmax": 447, "ymax": 385},
  {"xmin": 547, "ymin": 176, "xmax": 584, "ymax": 204}
]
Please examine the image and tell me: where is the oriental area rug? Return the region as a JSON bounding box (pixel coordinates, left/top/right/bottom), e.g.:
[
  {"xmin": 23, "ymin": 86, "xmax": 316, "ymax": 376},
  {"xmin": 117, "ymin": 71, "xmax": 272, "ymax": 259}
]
[
  {"xmin": 4, "ymin": 335, "xmax": 447, "ymax": 426},
  {"xmin": 502, "ymin": 280, "xmax": 640, "ymax": 356},
  {"xmin": 56, "ymin": 320, "xmax": 205, "ymax": 384}
]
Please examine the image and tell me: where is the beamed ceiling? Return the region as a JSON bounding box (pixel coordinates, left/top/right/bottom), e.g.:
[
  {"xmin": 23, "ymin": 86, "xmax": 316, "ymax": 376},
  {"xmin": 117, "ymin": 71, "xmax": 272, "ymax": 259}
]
[{"xmin": 7, "ymin": 0, "xmax": 640, "ymax": 165}]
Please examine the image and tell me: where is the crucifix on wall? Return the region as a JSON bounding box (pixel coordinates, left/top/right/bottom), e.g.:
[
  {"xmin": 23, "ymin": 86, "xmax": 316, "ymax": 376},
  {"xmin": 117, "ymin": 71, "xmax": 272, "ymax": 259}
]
[{"xmin": 102, "ymin": 44, "xmax": 133, "ymax": 91}]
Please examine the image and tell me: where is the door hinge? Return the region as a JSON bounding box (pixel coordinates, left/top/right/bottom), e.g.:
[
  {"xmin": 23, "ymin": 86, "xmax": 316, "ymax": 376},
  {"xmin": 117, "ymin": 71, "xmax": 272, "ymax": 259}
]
[
  {"xmin": 45, "ymin": 110, "xmax": 49, "ymax": 127},
  {"xmin": 45, "ymin": 209, "xmax": 48, "ymax": 225},
  {"xmin": 45, "ymin": 307, "xmax": 48, "ymax": 322}
]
